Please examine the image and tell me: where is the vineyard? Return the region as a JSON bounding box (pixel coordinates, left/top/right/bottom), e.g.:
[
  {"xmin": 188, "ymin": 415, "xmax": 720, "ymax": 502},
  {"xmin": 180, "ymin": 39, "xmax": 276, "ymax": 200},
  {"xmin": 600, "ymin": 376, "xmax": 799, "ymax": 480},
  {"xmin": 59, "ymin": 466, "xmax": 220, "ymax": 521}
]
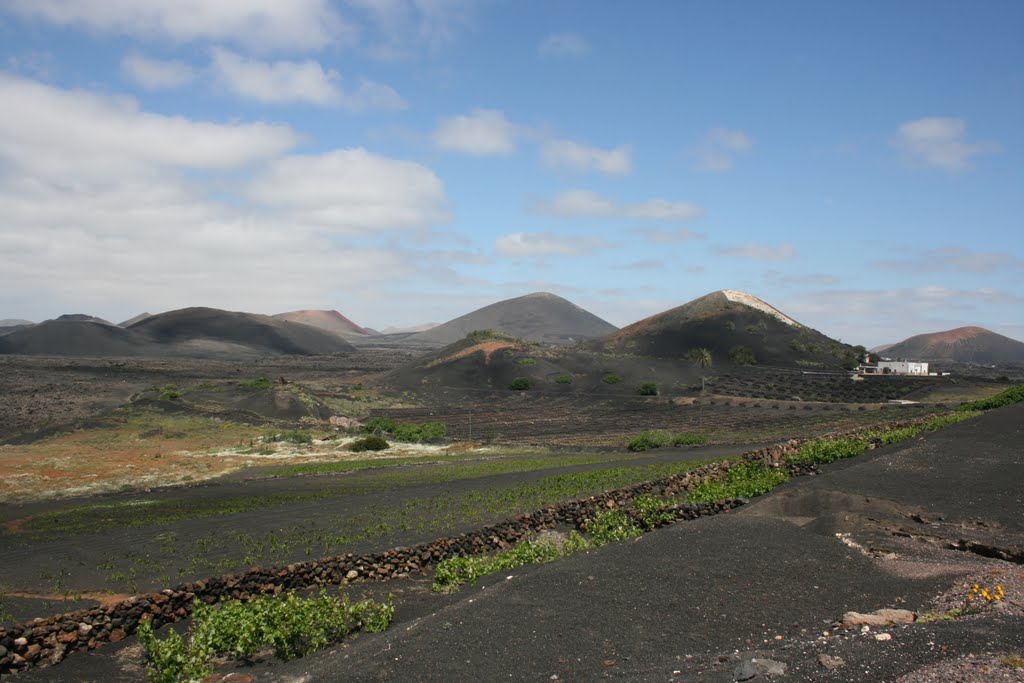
[
  {"xmin": 705, "ymin": 367, "xmax": 930, "ymax": 403},
  {"xmin": 368, "ymin": 394, "xmax": 938, "ymax": 448}
]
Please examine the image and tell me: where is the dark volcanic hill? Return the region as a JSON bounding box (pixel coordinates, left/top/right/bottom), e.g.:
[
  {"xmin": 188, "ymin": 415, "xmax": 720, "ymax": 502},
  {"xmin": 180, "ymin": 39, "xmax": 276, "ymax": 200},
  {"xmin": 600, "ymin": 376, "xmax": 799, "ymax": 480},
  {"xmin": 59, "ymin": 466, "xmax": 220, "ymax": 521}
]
[
  {"xmin": 272, "ymin": 309, "xmax": 374, "ymax": 339},
  {"xmin": 129, "ymin": 307, "xmax": 355, "ymax": 356},
  {"xmin": 588, "ymin": 289, "xmax": 858, "ymax": 369},
  {"xmin": 0, "ymin": 320, "xmax": 151, "ymax": 356},
  {"xmin": 882, "ymin": 326, "xmax": 1024, "ymax": 364},
  {"xmin": 57, "ymin": 313, "xmax": 114, "ymax": 325},
  {"xmin": 406, "ymin": 292, "xmax": 617, "ymax": 346},
  {"xmin": 118, "ymin": 312, "xmax": 153, "ymax": 327}
]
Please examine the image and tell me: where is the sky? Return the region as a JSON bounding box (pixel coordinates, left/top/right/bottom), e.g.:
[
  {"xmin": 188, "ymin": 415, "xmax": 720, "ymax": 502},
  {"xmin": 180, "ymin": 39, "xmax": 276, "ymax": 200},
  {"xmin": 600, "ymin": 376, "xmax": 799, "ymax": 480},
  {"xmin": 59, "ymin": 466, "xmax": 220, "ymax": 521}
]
[{"xmin": 0, "ymin": 1, "xmax": 1021, "ymax": 347}]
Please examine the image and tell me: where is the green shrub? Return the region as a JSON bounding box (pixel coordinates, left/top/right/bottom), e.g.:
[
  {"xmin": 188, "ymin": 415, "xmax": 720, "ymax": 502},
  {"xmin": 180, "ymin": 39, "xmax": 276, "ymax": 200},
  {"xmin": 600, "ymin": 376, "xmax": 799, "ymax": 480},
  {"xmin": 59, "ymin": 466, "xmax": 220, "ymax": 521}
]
[
  {"xmin": 159, "ymin": 388, "xmax": 180, "ymax": 400},
  {"xmin": 671, "ymin": 433, "xmax": 708, "ymax": 446},
  {"xmin": 627, "ymin": 430, "xmax": 673, "ymax": 452},
  {"xmin": 392, "ymin": 421, "xmax": 447, "ymax": 443},
  {"xmin": 509, "ymin": 377, "xmax": 532, "ymax": 390},
  {"xmin": 348, "ymin": 435, "xmax": 389, "ymax": 452},
  {"xmin": 466, "ymin": 329, "xmax": 520, "ymax": 343},
  {"xmin": 688, "ymin": 461, "xmax": 789, "ymax": 502},
  {"xmin": 433, "ymin": 536, "xmax": 565, "ymax": 591},
  {"xmin": 515, "ymin": 358, "xmax": 536, "ymax": 366},
  {"xmin": 363, "ymin": 417, "xmax": 397, "ymax": 434},
  {"xmin": 602, "ymin": 373, "xmax": 621, "ymax": 384},
  {"xmin": 632, "ymin": 494, "xmax": 675, "ymax": 529},
  {"xmin": 922, "ymin": 411, "xmax": 979, "ymax": 430},
  {"xmin": 553, "ymin": 374, "xmax": 573, "ymax": 384},
  {"xmin": 586, "ymin": 509, "xmax": 643, "ymax": 544},
  {"xmin": 628, "ymin": 430, "xmax": 707, "ymax": 451},
  {"xmin": 241, "ymin": 377, "xmax": 272, "ymax": 390},
  {"xmin": 637, "ymin": 382, "xmax": 658, "ymax": 396},
  {"xmin": 787, "ymin": 437, "xmax": 867, "ymax": 465},
  {"xmin": 957, "ymin": 384, "xmax": 1024, "ymax": 412},
  {"xmin": 138, "ymin": 590, "xmax": 394, "ymax": 682},
  {"xmin": 729, "ymin": 346, "xmax": 757, "ymax": 365}
]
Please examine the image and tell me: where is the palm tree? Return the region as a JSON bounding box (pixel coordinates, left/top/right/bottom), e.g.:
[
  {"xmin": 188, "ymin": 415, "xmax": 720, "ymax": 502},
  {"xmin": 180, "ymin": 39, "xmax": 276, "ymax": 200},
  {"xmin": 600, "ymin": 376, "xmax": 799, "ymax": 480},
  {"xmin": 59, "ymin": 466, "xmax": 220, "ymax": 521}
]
[{"xmin": 689, "ymin": 348, "xmax": 713, "ymax": 369}]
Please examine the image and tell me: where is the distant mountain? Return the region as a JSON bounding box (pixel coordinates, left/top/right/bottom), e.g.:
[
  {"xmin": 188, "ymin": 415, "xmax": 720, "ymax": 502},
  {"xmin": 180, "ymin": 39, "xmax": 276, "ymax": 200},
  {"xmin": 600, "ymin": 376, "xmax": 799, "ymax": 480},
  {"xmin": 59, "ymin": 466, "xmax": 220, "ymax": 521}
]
[
  {"xmin": 129, "ymin": 307, "xmax": 355, "ymax": 356},
  {"xmin": 0, "ymin": 319, "xmax": 33, "ymax": 327},
  {"xmin": 0, "ymin": 320, "xmax": 151, "ymax": 356},
  {"xmin": 588, "ymin": 289, "xmax": 858, "ymax": 369},
  {"xmin": 406, "ymin": 293, "xmax": 617, "ymax": 346},
  {"xmin": 272, "ymin": 309, "xmax": 374, "ymax": 339},
  {"xmin": 119, "ymin": 312, "xmax": 153, "ymax": 327},
  {"xmin": 56, "ymin": 313, "xmax": 114, "ymax": 325},
  {"xmin": 381, "ymin": 322, "xmax": 440, "ymax": 335},
  {"xmin": 882, "ymin": 326, "xmax": 1024, "ymax": 364}
]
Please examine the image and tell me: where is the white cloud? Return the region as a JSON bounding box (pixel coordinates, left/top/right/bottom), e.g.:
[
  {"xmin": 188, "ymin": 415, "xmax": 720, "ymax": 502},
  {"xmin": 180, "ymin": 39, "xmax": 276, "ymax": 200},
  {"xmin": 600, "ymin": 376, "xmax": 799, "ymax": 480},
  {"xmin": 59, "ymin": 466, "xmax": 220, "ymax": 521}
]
[
  {"xmin": 0, "ymin": 72, "xmax": 297, "ymax": 181},
  {"xmin": 631, "ymin": 227, "xmax": 704, "ymax": 244},
  {"xmin": 3, "ymin": 0, "xmax": 351, "ymax": 51},
  {"xmin": 892, "ymin": 117, "xmax": 998, "ymax": 171},
  {"xmin": 715, "ymin": 243, "xmax": 795, "ymax": 261},
  {"xmin": 538, "ymin": 32, "xmax": 589, "ymax": 58},
  {"xmin": 541, "ymin": 139, "xmax": 631, "ymax": 175},
  {"xmin": 433, "ymin": 109, "xmax": 521, "ymax": 155},
  {"xmin": 347, "ymin": 0, "xmax": 477, "ymax": 60},
  {"xmin": 537, "ymin": 189, "xmax": 703, "ymax": 221},
  {"xmin": 0, "ymin": 75, "xmax": 454, "ymax": 323},
  {"xmin": 248, "ymin": 148, "xmax": 450, "ymax": 231},
  {"xmin": 495, "ymin": 232, "xmax": 607, "ymax": 258},
  {"xmin": 692, "ymin": 127, "xmax": 752, "ymax": 171},
  {"xmin": 873, "ymin": 246, "xmax": 1024, "ymax": 273},
  {"xmin": 209, "ymin": 48, "xmax": 405, "ymax": 110},
  {"xmin": 121, "ymin": 52, "xmax": 195, "ymax": 90}
]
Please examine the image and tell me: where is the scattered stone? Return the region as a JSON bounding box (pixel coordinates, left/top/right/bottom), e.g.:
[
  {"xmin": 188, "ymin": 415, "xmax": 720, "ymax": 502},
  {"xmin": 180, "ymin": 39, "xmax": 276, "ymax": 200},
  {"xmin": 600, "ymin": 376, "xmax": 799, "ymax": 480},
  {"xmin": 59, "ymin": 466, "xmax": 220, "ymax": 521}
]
[
  {"xmin": 735, "ymin": 658, "xmax": 787, "ymax": 680},
  {"xmin": 818, "ymin": 654, "xmax": 845, "ymax": 671},
  {"xmin": 875, "ymin": 633, "xmax": 892, "ymax": 641},
  {"xmin": 842, "ymin": 608, "xmax": 914, "ymax": 627},
  {"xmin": 346, "ymin": 570, "xmax": 359, "ymax": 580}
]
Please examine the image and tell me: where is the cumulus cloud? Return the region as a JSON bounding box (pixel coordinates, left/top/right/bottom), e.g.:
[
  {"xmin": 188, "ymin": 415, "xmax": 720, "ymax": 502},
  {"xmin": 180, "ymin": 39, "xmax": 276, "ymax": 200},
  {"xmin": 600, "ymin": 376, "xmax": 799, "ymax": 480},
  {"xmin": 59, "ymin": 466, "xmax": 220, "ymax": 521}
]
[
  {"xmin": 3, "ymin": 0, "xmax": 350, "ymax": 51},
  {"xmin": 692, "ymin": 127, "xmax": 753, "ymax": 171},
  {"xmin": 0, "ymin": 75, "xmax": 453, "ymax": 322},
  {"xmin": 715, "ymin": 243, "xmax": 795, "ymax": 261},
  {"xmin": 248, "ymin": 148, "xmax": 450, "ymax": 230},
  {"xmin": 538, "ymin": 32, "xmax": 589, "ymax": 58},
  {"xmin": 121, "ymin": 52, "xmax": 195, "ymax": 90},
  {"xmin": 433, "ymin": 109, "xmax": 522, "ymax": 155},
  {"xmin": 537, "ymin": 190, "xmax": 703, "ymax": 221},
  {"xmin": 0, "ymin": 72, "xmax": 297, "ymax": 181},
  {"xmin": 892, "ymin": 117, "xmax": 998, "ymax": 171},
  {"xmin": 541, "ymin": 139, "xmax": 631, "ymax": 175},
  {"xmin": 872, "ymin": 246, "xmax": 1024, "ymax": 273},
  {"xmin": 495, "ymin": 232, "xmax": 608, "ymax": 258},
  {"xmin": 210, "ymin": 48, "xmax": 405, "ymax": 110}
]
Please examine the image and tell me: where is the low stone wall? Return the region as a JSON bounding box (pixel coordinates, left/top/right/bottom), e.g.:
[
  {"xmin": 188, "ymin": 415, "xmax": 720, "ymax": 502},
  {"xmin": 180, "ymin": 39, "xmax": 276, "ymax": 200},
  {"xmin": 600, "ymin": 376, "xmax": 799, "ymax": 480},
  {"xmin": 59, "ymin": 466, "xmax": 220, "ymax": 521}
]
[{"xmin": 0, "ymin": 412, "xmax": 944, "ymax": 675}]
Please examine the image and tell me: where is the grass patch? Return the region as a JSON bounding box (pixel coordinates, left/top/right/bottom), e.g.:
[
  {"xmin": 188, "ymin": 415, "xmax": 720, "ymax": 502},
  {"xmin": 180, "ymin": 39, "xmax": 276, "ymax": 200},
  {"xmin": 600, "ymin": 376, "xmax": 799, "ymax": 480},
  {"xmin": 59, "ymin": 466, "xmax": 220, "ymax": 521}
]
[
  {"xmin": 264, "ymin": 429, "xmax": 314, "ymax": 445},
  {"xmin": 602, "ymin": 374, "xmax": 621, "ymax": 385},
  {"xmin": 515, "ymin": 358, "xmax": 536, "ymax": 366},
  {"xmin": 688, "ymin": 460, "xmax": 789, "ymax": 502},
  {"xmin": 348, "ymin": 436, "xmax": 389, "ymax": 452},
  {"xmin": 138, "ymin": 589, "xmax": 393, "ymax": 683},
  {"xmin": 786, "ymin": 436, "xmax": 868, "ymax": 466},
  {"xmin": 363, "ymin": 418, "xmax": 447, "ymax": 443},
  {"xmin": 240, "ymin": 377, "xmax": 273, "ymax": 390},
  {"xmin": 553, "ymin": 374, "xmax": 572, "ymax": 384}
]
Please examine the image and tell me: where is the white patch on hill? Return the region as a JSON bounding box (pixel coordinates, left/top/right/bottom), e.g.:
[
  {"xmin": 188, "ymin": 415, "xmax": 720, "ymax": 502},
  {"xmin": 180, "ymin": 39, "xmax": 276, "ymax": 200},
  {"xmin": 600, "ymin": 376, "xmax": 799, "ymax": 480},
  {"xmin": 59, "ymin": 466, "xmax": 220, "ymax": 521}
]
[{"xmin": 721, "ymin": 289, "xmax": 802, "ymax": 328}]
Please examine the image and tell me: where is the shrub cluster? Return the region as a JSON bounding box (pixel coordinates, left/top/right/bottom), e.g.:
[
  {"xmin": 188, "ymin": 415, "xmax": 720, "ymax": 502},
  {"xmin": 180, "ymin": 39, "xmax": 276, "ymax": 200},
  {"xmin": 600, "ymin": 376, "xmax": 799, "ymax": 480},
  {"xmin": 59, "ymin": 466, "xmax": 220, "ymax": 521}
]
[
  {"xmin": 631, "ymin": 494, "xmax": 676, "ymax": 529},
  {"xmin": 465, "ymin": 329, "xmax": 520, "ymax": 343},
  {"xmin": 137, "ymin": 590, "xmax": 394, "ymax": 683},
  {"xmin": 602, "ymin": 373, "xmax": 622, "ymax": 385},
  {"xmin": 729, "ymin": 346, "xmax": 757, "ymax": 365},
  {"xmin": 240, "ymin": 377, "xmax": 273, "ymax": 390},
  {"xmin": 363, "ymin": 418, "xmax": 447, "ymax": 442},
  {"xmin": 264, "ymin": 429, "xmax": 314, "ymax": 445},
  {"xmin": 786, "ymin": 436, "xmax": 867, "ymax": 465},
  {"xmin": 688, "ymin": 461, "xmax": 789, "ymax": 503},
  {"xmin": 627, "ymin": 430, "xmax": 708, "ymax": 452},
  {"xmin": 553, "ymin": 374, "xmax": 573, "ymax": 384},
  {"xmin": 637, "ymin": 382, "xmax": 658, "ymax": 396},
  {"xmin": 509, "ymin": 377, "xmax": 532, "ymax": 391},
  {"xmin": 957, "ymin": 384, "xmax": 1024, "ymax": 412},
  {"xmin": 348, "ymin": 435, "xmax": 390, "ymax": 452}
]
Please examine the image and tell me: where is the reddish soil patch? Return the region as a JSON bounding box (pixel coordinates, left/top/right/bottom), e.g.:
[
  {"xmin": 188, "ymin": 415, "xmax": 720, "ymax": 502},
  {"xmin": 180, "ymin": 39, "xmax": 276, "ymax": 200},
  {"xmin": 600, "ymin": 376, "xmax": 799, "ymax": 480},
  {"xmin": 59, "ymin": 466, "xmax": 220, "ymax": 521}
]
[{"xmin": 436, "ymin": 341, "xmax": 517, "ymax": 365}]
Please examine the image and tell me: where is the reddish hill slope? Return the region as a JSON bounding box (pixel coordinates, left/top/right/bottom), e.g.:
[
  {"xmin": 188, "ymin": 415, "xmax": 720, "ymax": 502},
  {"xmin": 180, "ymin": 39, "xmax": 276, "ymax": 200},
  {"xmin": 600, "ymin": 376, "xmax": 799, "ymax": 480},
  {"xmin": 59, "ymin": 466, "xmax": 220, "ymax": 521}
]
[{"xmin": 883, "ymin": 326, "xmax": 1024, "ymax": 364}]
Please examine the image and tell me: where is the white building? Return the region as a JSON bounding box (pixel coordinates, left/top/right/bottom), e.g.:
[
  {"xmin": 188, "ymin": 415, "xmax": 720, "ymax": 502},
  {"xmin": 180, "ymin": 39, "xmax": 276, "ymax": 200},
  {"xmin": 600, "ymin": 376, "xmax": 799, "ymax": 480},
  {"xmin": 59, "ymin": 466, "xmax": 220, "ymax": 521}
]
[{"xmin": 859, "ymin": 359, "xmax": 929, "ymax": 375}]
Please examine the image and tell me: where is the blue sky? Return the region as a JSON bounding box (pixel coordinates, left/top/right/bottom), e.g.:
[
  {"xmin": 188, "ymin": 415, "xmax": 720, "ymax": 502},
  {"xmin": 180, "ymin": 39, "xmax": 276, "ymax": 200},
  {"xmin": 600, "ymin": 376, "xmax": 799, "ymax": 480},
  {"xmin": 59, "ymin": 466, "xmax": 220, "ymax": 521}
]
[{"xmin": 0, "ymin": 1, "xmax": 1021, "ymax": 346}]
